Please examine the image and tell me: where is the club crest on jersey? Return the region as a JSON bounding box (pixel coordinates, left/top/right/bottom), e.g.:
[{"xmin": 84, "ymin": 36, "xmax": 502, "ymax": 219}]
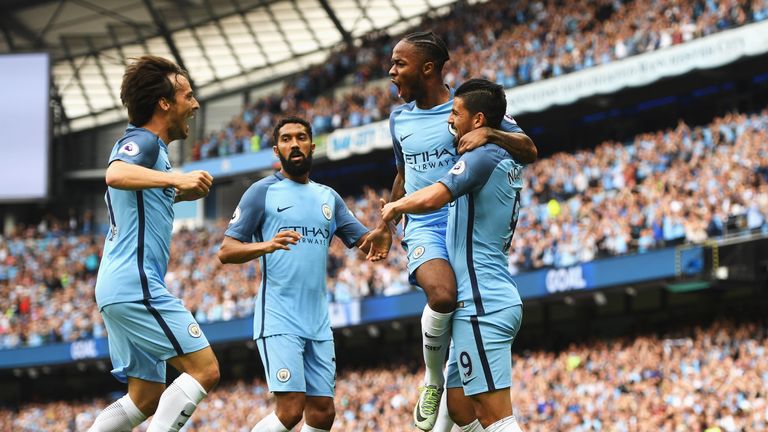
[
  {"xmin": 118, "ymin": 141, "xmax": 140, "ymax": 156},
  {"xmin": 450, "ymin": 161, "xmax": 466, "ymax": 175},
  {"xmin": 276, "ymin": 368, "xmax": 291, "ymax": 383},
  {"xmin": 412, "ymin": 246, "xmax": 426, "ymax": 259},
  {"xmin": 230, "ymin": 207, "xmax": 241, "ymax": 224},
  {"xmin": 322, "ymin": 204, "xmax": 332, "ymax": 220},
  {"xmin": 188, "ymin": 323, "xmax": 202, "ymax": 338}
]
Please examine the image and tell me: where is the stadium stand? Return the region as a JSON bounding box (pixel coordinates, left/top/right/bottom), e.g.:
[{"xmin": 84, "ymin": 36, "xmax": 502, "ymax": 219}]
[
  {"xmin": 190, "ymin": 0, "xmax": 767, "ymax": 160},
  {"xmin": 1, "ymin": 108, "xmax": 767, "ymax": 349}
]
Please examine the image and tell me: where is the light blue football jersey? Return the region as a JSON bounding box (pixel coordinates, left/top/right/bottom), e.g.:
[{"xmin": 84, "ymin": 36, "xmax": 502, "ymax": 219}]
[
  {"xmin": 225, "ymin": 173, "xmax": 368, "ymax": 341},
  {"xmin": 95, "ymin": 125, "xmax": 176, "ymax": 308},
  {"xmin": 438, "ymin": 144, "xmax": 524, "ymax": 317},
  {"xmin": 390, "ymin": 88, "xmax": 524, "ymax": 226}
]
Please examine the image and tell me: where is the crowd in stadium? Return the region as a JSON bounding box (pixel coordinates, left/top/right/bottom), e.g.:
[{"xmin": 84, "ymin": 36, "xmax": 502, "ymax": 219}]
[
  {"xmin": 190, "ymin": 0, "xmax": 768, "ymax": 160},
  {"xmin": 2, "ymin": 318, "xmax": 766, "ymax": 431},
  {"xmin": 1, "ymin": 108, "xmax": 768, "ymax": 349}
]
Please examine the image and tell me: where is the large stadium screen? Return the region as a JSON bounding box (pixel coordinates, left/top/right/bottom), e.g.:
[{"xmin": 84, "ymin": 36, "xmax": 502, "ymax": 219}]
[{"xmin": 0, "ymin": 52, "xmax": 50, "ymax": 201}]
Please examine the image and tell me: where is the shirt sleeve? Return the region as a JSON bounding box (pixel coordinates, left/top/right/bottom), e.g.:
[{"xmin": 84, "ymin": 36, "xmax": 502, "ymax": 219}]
[
  {"xmin": 225, "ymin": 183, "xmax": 267, "ymax": 243},
  {"xmin": 500, "ymin": 114, "xmax": 524, "ymax": 134},
  {"xmin": 332, "ymin": 190, "xmax": 369, "ymax": 248},
  {"xmin": 438, "ymin": 147, "xmax": 500, "ymax": 200},
  {"xmin": 109, "ymin": 135, "xmax": 160, "ymax": 168}
]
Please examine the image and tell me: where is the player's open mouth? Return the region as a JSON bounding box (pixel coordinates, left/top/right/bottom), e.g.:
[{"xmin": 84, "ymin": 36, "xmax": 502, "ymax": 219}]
[
  {"xmin": 392, "ymin": 80, "xmax": 401, "ymax": 96},
  {"xmin": 448, "ymin": 123, "xmax": 457, "ymax": 136}
]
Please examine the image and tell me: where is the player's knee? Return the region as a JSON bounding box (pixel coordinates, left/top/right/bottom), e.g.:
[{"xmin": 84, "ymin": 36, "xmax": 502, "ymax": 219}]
[
  {"xmin": 276, "ymin": 407, "xmax": 304, "ymax": 429},
  {"xmin": 317, "ymin": 403, "xmax": 336, "ymax": 425},
  {"xmin": 427, "ymin": 285, "xmax": 457, "ymax": 312},
  {"xmin": 203, "ymin": 362, "xmax": 221, "ymax": 390},
  {"xmin": 136, "ymin": 393, "xmax": 162, "ymax": 417},
  {"xmin": 194, "ymin": 361, "xmax": 220, "ymax": 392},
  {"xmin": 472, "ymin": 405, "xmax": 501, "ymax": 429},
  {"xmin": 276, "ymin": 395, "xmax": 306, "ymax": 428},
  {"xmin": 446, "ymin": 393, "xmax": 473, "ymax": 426},
  {"xmin": 306, "ymin": 401, "xmax": 335, "ymax": 429}
]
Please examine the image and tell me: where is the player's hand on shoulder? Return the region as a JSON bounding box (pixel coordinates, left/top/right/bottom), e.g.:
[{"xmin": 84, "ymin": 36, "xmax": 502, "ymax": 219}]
[
  {"xmin": 456, "ymin": 126, "xmax": 491, "ymax": 154},
  {"xmin": 264, "ymin": 230, "xmax": 301, "ymax": 253}
]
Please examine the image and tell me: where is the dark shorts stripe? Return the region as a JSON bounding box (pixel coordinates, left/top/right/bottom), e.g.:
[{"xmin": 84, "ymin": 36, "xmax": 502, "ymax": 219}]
[
  {"xmin": 261, "ymin": 338, "xmax": 270, "ymax": 376},
  {"xmin": 470, "ymin": 315, "xmax": 495, "ymax": 392},
  {"xmin": 136, "ymin": 191, "xmax": 150, "ymax": 299},
  {"xmin": 143, "ymin": 299, "xmax": 184, "ymax": 357},
  {"xmin": 466, "ymin": 194, "xmax": 485, "ymax": 315}
]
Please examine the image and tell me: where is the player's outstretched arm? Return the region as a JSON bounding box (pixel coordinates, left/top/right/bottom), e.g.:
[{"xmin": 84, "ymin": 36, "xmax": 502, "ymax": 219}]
[
  {"xmin": 381, "ymin": 182, "xmax": 452, "ymax": 223},
  {"xmin": 456, "ymin": 128, "xmax": 537, "ymax": 163},
  {"xmin": 358, "ymin": 220, "xmax": 394, "ymax": 262},
  {"xmin": 217, "ymin": 231, "xmax": 301, "ymax": 264},
  {"xmin": 106, "ymin": 161, "xmax": 213, "ymax": 197}
]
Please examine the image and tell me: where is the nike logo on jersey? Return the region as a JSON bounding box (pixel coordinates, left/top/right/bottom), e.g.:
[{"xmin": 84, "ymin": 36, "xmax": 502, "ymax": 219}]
[
  {"xmin": 400, "ymin": 133, "xmax": 414, "ymax": 141},
  {"xmin": 277, "ymin": 206, "xmax": 293, "ymax": 213},
  {"xmin": 462, "ymin": 376, "xmax": 477, "ymax": 386},
  {"xmin": 424, "ymin": 332, "xmax": 439, "ymax": 339},
  {"xmin": 180, "ymin": 410, "xmax": 192, "ymax": 418}
]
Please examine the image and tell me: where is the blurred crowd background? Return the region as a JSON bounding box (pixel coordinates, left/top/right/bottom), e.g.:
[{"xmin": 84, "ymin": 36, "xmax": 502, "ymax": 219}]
[{"xmin": 2, "ymin": 319, "xmax": 766, "ymax": 431}]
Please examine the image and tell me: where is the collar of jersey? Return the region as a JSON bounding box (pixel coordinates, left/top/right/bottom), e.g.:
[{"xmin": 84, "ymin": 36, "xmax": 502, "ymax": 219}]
[{"xmin": 126, "ymin": 124, "xmax": 168, "ymax": 150}]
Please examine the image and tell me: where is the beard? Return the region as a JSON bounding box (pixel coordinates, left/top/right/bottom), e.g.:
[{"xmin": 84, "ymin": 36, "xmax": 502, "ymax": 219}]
[
  {"xmin": 279, "ymin": 149, "xmax": 313, "ymax": 177},
  {"xmin": 168, "ymin": 116, "xmax": 189, "ymax": 141}
]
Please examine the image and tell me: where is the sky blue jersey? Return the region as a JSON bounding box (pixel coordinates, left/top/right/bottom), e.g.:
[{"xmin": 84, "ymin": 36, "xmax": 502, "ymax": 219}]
[
  {"xmin": 95, "ymin": 125, "xmax": 176, "ymax": 308},
  {"xmin": 225, "ymin": 173, "xmax": 368, "ymax": 341},
  {"xmin": 390, "ymin": 88, "xmax": 524, "ymax": 226},
  {"xmin": 438, "ymin": 144, "xmax": 524, "ymax": 318}
]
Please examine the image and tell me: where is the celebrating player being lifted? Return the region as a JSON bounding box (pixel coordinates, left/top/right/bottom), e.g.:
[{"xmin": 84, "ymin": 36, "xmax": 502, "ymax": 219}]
[
  {"xmin": 387, "ymin": 31, "xmax": 536, "ymax": 430},
  {"xmin": 218, "ymin": 116, "xmax": 392, "ymax": 432},
  {"xmin": 384, "ymin": 78, "xmax": 526, "ymax": 432}
]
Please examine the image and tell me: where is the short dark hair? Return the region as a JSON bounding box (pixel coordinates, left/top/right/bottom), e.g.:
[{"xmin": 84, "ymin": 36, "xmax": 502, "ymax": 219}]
[
  {"xmin": 120, "ymin": 56, "xmax": 189, "ymax": 127},
  {"xmin": 454, "ymin": 79, "xmax": 507, "ymax": 128},
  {"xmin": 402, "ymin": 31, "xmax": 450, "ymax": 73},
  {"xmin": 272, "ymin": 116, "xmax": 313, "ymax": 144}
]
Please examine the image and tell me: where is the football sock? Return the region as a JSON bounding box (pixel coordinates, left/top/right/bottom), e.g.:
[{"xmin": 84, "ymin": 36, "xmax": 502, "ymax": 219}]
[
  {"xmin": 432, "ymin": 387, "xmax": 455, "ymax": 432},
  {"xmin": 485, "ymin": 415, "xmax": 523, "ymax": 432},
  {"xmin": 146, "ymin": 373, "xmax": 207, "ymax": 432},
  {"xmin": 251, "ymin": 412, "xmax": 291, "ymax": 432},
  {"xmin": 421, "ymin": 304, "xmax": 453, "ymax": 386},
  {"xmin": 460, "ymin": 419, "xmax": 485, "ymax": 432},
  {"xmin": 300, "ymin": 425, "xmax": 329, "ymax": 432},
  {"xmin": 88, "ymin": 394, "xmax": 147, "ymax": 431}
]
